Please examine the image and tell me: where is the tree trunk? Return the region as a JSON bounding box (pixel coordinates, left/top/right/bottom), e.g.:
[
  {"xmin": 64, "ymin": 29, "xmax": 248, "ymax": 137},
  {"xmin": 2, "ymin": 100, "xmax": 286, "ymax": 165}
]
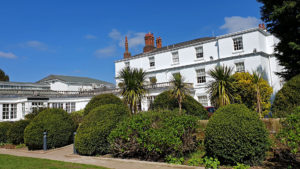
[
  {"xmin": 178, "ymin": 96, "xmax": 182, "ymax": 114},
  {"xmin": 256, "ymin": 86, "xmax": 262, "ymax": 118}
]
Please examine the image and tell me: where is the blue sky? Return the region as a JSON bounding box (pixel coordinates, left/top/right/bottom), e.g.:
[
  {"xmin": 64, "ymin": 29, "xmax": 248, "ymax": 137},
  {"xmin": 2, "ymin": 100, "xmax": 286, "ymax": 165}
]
[{"xmin": 0, "ymin": 0, "xmax": 263, "ymax": 84}]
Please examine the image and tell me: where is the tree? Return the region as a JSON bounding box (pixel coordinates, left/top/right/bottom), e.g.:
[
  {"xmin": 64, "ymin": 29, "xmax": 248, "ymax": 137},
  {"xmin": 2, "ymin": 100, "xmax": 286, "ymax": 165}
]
[
  {"xmin": 207, "ymin": 65, "xmax": 235, "ymax": 108},
  {"xmin": 0, "ymin": 69, "xmax": 9, "ymax": 81},
  {"xmin": 118, "ymin": 67, "xmax": 147, "ymax": 115},
  {"xmin": 170, "ymin": 73, "xmax": 191, "ymax": 114},
  {"xmin": 232, "ymin": 72, "xmax": 273, "ymax": 117},
  {"xmin": 258, "ymin": 0, "xmax": 300, "ymax": 81}
]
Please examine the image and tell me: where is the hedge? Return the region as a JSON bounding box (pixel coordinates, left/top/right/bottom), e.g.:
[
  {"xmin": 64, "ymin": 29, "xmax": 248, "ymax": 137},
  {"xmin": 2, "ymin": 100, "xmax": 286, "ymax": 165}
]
[
  {"xmin": 205, "ymin": 104, "xmax": 270, "ymax": 166},
  {"xmin": 75, "ymin": 104, "xmax": 129, "ymax": 155},
  {"xmin": 7, "ymin": 120, "xmax": 30, "ymax": 145},
  {"xmin": 152, "ymin": 91, "xmax": 208, "ymax": 119},
  {"xmin": 70, "ymin": 110, "xmax": 84, "ymax": 130},
  {"xmin": 109, "ymin": 110, "xmax": 199, "ymax": 161},
  {"xmin": 272, "ymin": 74, "xmax": 300, "ymax": 117},
  {"xmin": 24, "ymin": 108, "xmax": 75, "ymax": 150},
  {"xmin": 0, "ymin": 122, "xmax": 12, "ymax": 143},
  {"xmin": 83, "ymin": 94, "xmax": 123, "ymax": 116}
]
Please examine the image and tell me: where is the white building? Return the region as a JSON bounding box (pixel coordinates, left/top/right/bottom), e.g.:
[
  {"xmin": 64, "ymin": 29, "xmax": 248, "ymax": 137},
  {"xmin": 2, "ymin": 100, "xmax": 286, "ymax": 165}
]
[
  {"xmin": 0, "ymin": 75, "xmax": 115, "ymax": 122},
  {"xmin": 115, "ymin": 26, "xmax": 283, "ymax": 111}
]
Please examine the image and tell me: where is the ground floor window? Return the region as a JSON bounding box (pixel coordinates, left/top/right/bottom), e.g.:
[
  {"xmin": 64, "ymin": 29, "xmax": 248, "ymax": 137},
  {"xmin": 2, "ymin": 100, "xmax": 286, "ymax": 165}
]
[
  {"xmin": 65, "ymin": 102, "xmax": 76, "ymax": 113},
  {"xmin": 2, "ymin": 104, "xmax": 17, "ymax": 119},
  {"xmin": 198, "ymin": 95, "xmax": 208, "ymax": 107}
]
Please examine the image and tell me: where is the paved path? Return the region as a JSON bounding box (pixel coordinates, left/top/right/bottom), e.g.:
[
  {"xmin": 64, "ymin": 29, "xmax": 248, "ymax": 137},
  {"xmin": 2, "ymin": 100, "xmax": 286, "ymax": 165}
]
[{"xmin": 0, "ymin": 145, "xmax": 204, "ymax": 169}]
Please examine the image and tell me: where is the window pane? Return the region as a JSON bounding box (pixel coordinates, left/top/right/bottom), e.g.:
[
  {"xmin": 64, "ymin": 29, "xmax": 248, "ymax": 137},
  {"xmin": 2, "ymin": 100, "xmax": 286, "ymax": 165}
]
[
  {"xmin": 196, "ymin": 47, "xmax": 203, "ymax": 58},
  {"xmin": 233, "ymin": 37, "xmax": 243, "ymax": 51},
  {"xmin": 198, "ymin": 96, "xmax": 208, "ymax": 107},
  {"xmin": 172, "ymin": 52, "xmax": 179, "ymax": 63},
  {"xmin": 196, "ymin": 69, "xmax": 206, "ymax": 83}
]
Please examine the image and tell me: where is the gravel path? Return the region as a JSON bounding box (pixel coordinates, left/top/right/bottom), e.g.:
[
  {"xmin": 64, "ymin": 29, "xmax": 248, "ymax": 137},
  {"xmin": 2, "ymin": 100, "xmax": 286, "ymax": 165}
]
[{"xmin": 0, "ymin": 145, "xmax": 204, "ymax": 169}]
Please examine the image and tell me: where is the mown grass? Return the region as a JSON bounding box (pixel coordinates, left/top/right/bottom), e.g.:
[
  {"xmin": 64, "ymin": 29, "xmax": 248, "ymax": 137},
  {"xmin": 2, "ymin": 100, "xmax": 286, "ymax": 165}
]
[{"xmin": 0, "ymin": 154, "xmax": 108, "ymax": 169}]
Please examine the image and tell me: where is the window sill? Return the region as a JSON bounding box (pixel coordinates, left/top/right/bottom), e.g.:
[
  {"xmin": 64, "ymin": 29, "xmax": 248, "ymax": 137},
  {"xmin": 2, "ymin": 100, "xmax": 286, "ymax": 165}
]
[
  {"xmin": 194, "ymin": 58, "xmax": 204, "ymax": 62},
  {"xmin": 232, "ymin": 50, "xmax": 244, "ymax": 54},
  {"xmin": 149, "ymin": 67, "xmax": 155, "ymax": 70},
  {"xmin": 195, "ymin": 83, "xmax": 206, "ymax": 87},
  {"xmin": 171, "ymin": 62, "xmax": 179, "ymax": 66}
]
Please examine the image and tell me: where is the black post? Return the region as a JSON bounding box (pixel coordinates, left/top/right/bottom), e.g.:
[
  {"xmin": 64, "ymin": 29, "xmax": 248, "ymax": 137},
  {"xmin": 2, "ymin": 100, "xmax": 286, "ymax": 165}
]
[
  {"xmin": 43, "ymin": 132, "xmax": 47, "ymax": 151},
  {"xmin": 73, "ymin": 132, "xmax": 77, "ymax": 154}
]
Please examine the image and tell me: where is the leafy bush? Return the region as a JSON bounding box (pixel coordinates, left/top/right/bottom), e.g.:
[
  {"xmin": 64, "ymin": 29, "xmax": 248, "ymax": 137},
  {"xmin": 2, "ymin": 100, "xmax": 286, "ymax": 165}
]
[
  {"xmin": 7, "ymin": 120, "xmax": 30, "ymax": 144},
  {"xmin": 205, "ymin": 104, "xmax": 270, "ymax": 165},
  {"xmin": 83, "ymin": 94, "xmax": 123, "ymax": 116},
  {"xmin": 25, "ymin": 107, "xmax": 47, "ymax": 120},
  {"xmin": 24, "ymin": 108, "xmax": 75, "ymax": 150},
  {"xmin": 70, "ymin": 110, "xmax": 84, "ymax": 129},
  {"xmin": 109, "ymin": 110, "xmax": 199, "ymax": 161},
  {"xmin": 186, "ymin": 149, "xmax": 205, "ymax": 166},
  {"xmin": 153, "ymin": 91, "xmax": 208, "ymax": 119},
  {"xmin": 203, "ymin": 157, "xmax": 220, "ymax": 169},
  {"xmin": 272, "ymin": 74, "xmax": 300, "ymax": 117},
  {"xmin": 75, "ymin": 104, "xmax": 129, "ymax": 155},
  {"xmin": 233, "ymin": 163, "xmax": 250, "ymax": 169},
  {"xmin": 277, "ymin": 106, "xmax": 300, "ymax": 154},
  {"xmin": 0, "ymin": 122, "xmax": 12, "ymax": 143},
  {"xmin": 232, "ymin": 72, "xmax": 273, "ymax": 116},
  {"xmin": 165, "ymin": 155, "xmax": 184, "ymax": 165}
]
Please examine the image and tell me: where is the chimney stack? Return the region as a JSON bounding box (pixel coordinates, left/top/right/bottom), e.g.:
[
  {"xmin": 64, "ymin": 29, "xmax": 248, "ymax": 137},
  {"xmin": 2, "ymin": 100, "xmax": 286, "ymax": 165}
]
[
  {"xmin": 123, "ymin": 36, "xmax": 131, "ymax": 59},
  {"xmin": 156, "ymin": 36, "xmax": 162, "ymax": 48},
  {"xmin": 143, "ymin": 32, "xmax": 155, "ymax": 53},
  {"xmin": 259, "ymin": 23, "xmax": 266, "ymax": 30}
]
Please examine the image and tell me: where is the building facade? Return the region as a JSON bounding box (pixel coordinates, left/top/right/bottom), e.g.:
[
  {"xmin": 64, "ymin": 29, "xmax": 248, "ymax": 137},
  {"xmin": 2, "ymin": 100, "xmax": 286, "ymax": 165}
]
[{"xmin": 115, "ymin": 26, "xmax": 283, "ymax": 111}]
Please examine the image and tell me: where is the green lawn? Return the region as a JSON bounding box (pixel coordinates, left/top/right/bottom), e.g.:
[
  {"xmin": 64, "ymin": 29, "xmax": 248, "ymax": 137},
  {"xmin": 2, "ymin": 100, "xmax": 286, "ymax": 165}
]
[{"xmin": 0, "ymin": 154, "xmax": 108, "ymax": 169}]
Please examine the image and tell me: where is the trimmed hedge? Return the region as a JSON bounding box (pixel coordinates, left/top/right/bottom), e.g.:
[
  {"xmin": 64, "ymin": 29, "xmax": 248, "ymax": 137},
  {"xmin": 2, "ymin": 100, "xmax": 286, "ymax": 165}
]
[
  {"xmin": 7, "ymin": 120, "xmax": 30, "ymax": 145},
  {"xmin": 108, "ymin": 110, "xmax": 199, "ymax": 161},
  {"xmin": 152, "ymin": 91, "xmax": 208, "ymax": 119},
  {"xmin": 70, "ymin": 110, "xmax": 84, "ymax": 130},
  {"xmin": 272, "ymin": 74, "xmax": 300, "ymax": 117},
  {"xmin": 75, "ymin": 104, "xmax": 129, "ymax": 155},
  {"xmin": 83, "ymin": 94, "xmax": 123, "ymax": 116},
  {"xmin": 0, "ymin": 122, "xmax": 12, "ymax": 143},
  {"xmin": 24, "ymin": 108, "xmax": 75, "ymax": 150},
  {"xmin": 205, "ymin": 104, "xmax": 270, "ymax": 166}
]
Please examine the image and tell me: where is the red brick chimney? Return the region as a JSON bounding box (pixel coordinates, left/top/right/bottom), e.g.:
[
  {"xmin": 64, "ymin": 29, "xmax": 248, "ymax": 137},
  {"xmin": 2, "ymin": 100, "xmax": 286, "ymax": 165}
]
[
  {"xmin": 259, "ymin": 23, "xmax": 266, "ymax": 30},
  {"xmin": 143, "ymin": 32, "xmax": 155, "ymax": 53},
  {"xmin": 123, "ymin": 36, "xmax": 131, "ymax": 59},
  {"xmin": 156, "ymin": 36, "xmax": 162, "ymax": 48}
]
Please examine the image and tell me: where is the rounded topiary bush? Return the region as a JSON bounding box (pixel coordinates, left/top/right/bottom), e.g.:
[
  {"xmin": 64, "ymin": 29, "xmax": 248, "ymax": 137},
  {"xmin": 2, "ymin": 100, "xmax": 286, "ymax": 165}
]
[
  {"xmin": 0, "ymin": 122, "xmax": 12, "ymax": 143},
  {"xmin": 83, "ymin": 93, "xmax": 123, "ymax": 116},
  {"xmin": 205, "ymin": 104, "xmax": 270, "ymax": 166},
  {"xmin": 75, "ymin": 104, "xmax": 129, "ymax": 155},
  {"xmin": 152, "ymin": 91, "xmax": 208, "ymax": 119},
  {"xmin": 109, "ymin": 110, "xmax": 199, "ymax": 161},
  {"xmin": 7, "ymin": 120, "xmax": 30, "ymax": 145},
  {"xmin": 24, "ymin": 108, "xmax": 75, "ymax": 150},
  {"xmin": 272, "ymin": 74, "xmax": 300, "ymax": 118}
]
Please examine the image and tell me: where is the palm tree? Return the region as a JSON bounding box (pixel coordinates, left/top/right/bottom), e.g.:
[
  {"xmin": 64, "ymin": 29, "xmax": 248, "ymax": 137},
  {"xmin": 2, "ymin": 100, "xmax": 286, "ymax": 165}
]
[
  {"xmin": 118, "ymin": 67, "xmax": 147, "ymax": 115},
  {"xmin": 170, "ymin": 73, "xmax": 190, "ymax": 114},
  {"xmin": 207, "ymin": 65, "xmax": 235, "ymax": 108},
  {"xmin": 252, "ymin": 71, "xmax": 263, "ymax": 118}
]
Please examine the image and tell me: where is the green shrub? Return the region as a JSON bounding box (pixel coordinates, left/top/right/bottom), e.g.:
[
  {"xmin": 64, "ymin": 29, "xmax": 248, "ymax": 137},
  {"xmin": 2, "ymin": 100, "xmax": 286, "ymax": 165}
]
[
  {"xmin": 83, "ymin": 94, "xmax": 123, "ymax": 116},
  {"xmin": 272, "ymin": 74, "xmax": 300, "ymax": 117},
  {"xmin": 109, "ymin": 110, "xmax": 199, "ymax": 161},
  {"xmin": 75, "ymin": 104, "xmax": 129, "ymax": 155},
  {"xmin": 165, "ymin": 155, "xmax": 184, "ymax": 165},
  {"xmin": 233, "ymin": 163, "xmax": 250, "ymax": 169},
  {"xmin": 203, "ymin": 157, "xmax": 220, "ymax": 169},
  {"xmin": 70, "ymin": 110, "xmax": 84, "ymax": 129},
  {"xmin": 277, "ymin": 106, "xmax": 300, "ymax": 154},
  {"xmin": 0, "ymin": 122, "xmax": 12, "ymax": 143},
  {"xmin": 7, "ymin": 120, "xmax": 30, "ymax": 145},
  {"xmin": 25, "ymin": 107, "xmax": 47, "ymax": 120},
  {"xmin": 153, "ymin": 91, "xmax": 208, "ymax": 119},
  {"xmin": 24, "ymin": 108, "xmax": 75, "ymax": 150},
  {"xmin": 205, "ymin": 104, "xmax": 270, "ymax": 166}
]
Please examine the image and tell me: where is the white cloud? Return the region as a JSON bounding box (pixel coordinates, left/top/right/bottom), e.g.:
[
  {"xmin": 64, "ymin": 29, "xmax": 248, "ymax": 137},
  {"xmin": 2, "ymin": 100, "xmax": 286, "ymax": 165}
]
[
  {"xmin": 84, "ymin": 34, "xmax": 97, "ymax": 39},
  {"xmin": 0, "ymin": 51, "xmax": 17, "ymax": 59},
  {"xmin": 109, "ymin": 29, "xmax": 145, "ymax": 48},
  {"xmin": 21, "ymin": 40, "xmax": 48, "ymax": 51},
  {"xmin": 220, "ymin": 16, "xmax": 260, "ymax": 33},
  {"xmin": 94, "ymin": 46, "xmax": 116, "ymax": 57}
]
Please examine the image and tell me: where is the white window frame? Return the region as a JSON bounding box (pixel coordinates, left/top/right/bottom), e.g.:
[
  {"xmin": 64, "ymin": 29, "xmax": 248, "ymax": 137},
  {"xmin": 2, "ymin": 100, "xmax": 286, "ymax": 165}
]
[
  {"xmin": 233, "ymin": 37, "xmax": 243, "ymax": 51},
  {"xmin": 2, "ymin": 104, "xmax": 17, "ymax": 120},
  {"xmin": 196, "ymin": 69, "xmax": 206, "ymax": 84},
  {"xmin": 172, "ymin": 52, "xmax": 179, "ymax": 64},
  {"xmin": 125, "ymin": 61, "xmax": 130, "ymax": 68},
  {"xmin": 198, "ymin": 95, "xmax": 208, "ymax": 107},
  {"xmin": 195, "ymin": 46, "xmax": 204, "ymax": 59},
  {"xmin": 235, "ymin": 62, "xmax": 245, "ymax": 72},
  {"xmin": 22, "ymin": 103, "xmax": 25, "ymax": 117},
  {"xmin": 149, "ymin": 56, "xmax": 155, "ymax": 68}
]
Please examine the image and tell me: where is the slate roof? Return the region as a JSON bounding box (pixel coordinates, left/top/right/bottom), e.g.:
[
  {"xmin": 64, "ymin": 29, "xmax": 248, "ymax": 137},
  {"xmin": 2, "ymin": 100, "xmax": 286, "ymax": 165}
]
[{"xmin": 37, "ymin": 75, "xmax": 115, "ymax": 87}]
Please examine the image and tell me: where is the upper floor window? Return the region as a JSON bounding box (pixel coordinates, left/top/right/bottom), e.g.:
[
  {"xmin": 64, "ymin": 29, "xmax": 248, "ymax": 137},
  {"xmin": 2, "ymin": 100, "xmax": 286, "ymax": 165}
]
[
  {"xmin": 233, "ymin": 37, "xmax": 243, "ymax": 51},
  {"xmin": 125, "ymin": 61, "xmax": 130, "ymax": 68},
  {"xmin": 172, "ymin": 52, "xmax": 179, "ymax": 64},
  {"xmin": 235, "ymin": 62, "xmax": 245, "ymax": 72},
  {"xmin": 149, "ymin": 57, "xmax": 155, "ymax": 68},
  {"xmin": 195, "ymin": 46, "xmax": 203, "ymax": 59},
  {"xmin": 196, "ymin": 69, "xmax": 206, "ymax": 83}
]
